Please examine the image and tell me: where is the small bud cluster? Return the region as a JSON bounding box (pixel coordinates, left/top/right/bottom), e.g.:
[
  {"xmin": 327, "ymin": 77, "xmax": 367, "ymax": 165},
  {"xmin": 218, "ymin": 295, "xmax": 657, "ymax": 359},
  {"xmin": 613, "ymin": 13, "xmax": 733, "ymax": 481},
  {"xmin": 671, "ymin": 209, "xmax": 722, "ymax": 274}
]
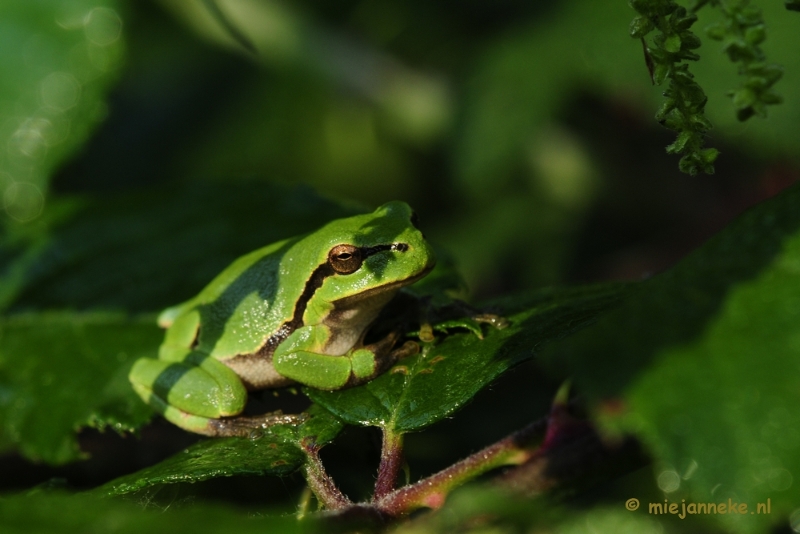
[
  {"xmin": 703, "ymin": 0, "xmax": 783, "ymax": 121},
  {"xmin": 629, "ymin": 0, "xmax": 795, "ymax": 175},
  {"xmin": 630, "ymin": 0, "xmax": 717, "ymax": 175}
]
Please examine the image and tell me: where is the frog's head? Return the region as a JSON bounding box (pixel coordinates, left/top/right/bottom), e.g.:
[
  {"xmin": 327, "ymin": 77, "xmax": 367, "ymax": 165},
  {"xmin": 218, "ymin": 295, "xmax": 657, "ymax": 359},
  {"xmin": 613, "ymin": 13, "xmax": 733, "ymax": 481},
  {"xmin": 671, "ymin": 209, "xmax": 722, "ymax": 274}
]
[{"xmin": 308, "ymin": 201, "xmax": 436, "ymax": 304}]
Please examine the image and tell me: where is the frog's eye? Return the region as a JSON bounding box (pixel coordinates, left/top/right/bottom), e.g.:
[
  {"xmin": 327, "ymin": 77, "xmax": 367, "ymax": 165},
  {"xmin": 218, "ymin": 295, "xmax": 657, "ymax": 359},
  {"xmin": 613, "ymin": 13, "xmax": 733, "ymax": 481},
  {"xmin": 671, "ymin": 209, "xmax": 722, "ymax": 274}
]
[{"xmin": 328, "ymin": 244, "xmax": 363, "ymax": 274}]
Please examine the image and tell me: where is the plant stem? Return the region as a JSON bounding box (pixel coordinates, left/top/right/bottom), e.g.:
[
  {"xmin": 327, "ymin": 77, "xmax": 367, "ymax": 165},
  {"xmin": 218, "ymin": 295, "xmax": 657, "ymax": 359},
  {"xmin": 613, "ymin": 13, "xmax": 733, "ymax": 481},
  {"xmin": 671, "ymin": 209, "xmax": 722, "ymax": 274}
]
[
  {"xmin": 374, "ymin": 428, "xmax": 404, "ymax": 500},
  {"xmin": 376, "ymin": 415, "xmax": 548, "ymax": 517},
  {"xmin": 302, "ymin": 441, "xmax": 351, "ymax": 510}
]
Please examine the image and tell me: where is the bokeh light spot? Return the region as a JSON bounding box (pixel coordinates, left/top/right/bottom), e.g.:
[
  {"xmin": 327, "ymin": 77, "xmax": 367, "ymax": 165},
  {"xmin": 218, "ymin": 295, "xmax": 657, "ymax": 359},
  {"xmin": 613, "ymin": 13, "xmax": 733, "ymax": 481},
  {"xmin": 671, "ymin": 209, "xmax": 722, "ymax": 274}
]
[
  {"xmin": 769, "ymin": 468, "xmax": 793, "ymax": 491},
  {"xmin": 790, "ymin": 508, "xmax": 800, "ymax": 533},
  {"xmin": 656, "ymin": 470, "xmax": 680, "ymax": 493},
  {"xmin": 84, "ymin": 7, "xmax": 122, "ymax": 46},
  {"xmin": 3, "ymin": 182, "xmax": 44, "ymax": 222},
  {"xmin": 41, "ymin": 72, "xmax": 81, "ymax": 111},
  {"xmin": 8, "ymin": 119, "xmax": 50, "ymax": 160}
]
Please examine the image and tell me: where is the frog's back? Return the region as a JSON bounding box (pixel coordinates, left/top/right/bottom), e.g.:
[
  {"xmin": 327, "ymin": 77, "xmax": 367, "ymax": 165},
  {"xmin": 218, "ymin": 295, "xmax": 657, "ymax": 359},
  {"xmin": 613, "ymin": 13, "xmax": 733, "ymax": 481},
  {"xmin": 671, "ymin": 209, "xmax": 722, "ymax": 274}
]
[{"xmin": 160, "ymin": 237, "xmax": 305, "ymax": 359}]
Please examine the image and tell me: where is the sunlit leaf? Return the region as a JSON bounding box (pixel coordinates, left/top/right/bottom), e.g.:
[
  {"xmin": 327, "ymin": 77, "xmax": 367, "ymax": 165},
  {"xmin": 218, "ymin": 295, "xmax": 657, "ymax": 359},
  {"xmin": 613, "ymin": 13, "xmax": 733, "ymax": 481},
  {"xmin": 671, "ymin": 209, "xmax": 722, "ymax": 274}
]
[
  {"xmin": 541, "ymin": 183, "xmax": 800, "ymax": 533},
  {"xmin": 101, "ymin": 405, "xmax": 342, "ymax": 495},
  {"xmin": 0, "ymin": 312, "xmax": 160, "ymax": 464},
  {"xmin": 307, "ymin": 284, "xmax": 624, "ymax": 432}
]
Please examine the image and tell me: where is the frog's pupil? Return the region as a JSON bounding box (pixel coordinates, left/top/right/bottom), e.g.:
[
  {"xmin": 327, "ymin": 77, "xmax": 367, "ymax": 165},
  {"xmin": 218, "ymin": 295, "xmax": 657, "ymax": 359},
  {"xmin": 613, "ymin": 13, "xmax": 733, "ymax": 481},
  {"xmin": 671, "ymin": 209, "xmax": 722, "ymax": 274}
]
[{"xmin": 338, "ymin": 253, "xmax": 351, "ymax": 260}]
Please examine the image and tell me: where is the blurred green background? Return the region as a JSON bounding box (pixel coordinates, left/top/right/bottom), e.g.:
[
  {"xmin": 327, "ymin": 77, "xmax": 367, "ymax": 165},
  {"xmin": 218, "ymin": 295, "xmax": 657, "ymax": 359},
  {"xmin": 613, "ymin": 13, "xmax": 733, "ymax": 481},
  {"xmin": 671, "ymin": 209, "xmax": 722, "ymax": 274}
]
[
  {"xmin": 1, "ymin": 0, "xmax": 799, "ymax": 522},
  {"xmin": 3, "ymin": 0, "xmax": 798, "ymax": 301}
]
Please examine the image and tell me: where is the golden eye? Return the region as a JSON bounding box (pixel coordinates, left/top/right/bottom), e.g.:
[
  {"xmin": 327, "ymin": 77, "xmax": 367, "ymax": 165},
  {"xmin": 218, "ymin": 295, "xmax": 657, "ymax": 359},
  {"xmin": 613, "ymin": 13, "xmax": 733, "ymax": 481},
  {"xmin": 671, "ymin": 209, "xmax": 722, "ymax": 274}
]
[{"xmin": 328, "ymin": 244, "xmax": 362, "ymax": 274}]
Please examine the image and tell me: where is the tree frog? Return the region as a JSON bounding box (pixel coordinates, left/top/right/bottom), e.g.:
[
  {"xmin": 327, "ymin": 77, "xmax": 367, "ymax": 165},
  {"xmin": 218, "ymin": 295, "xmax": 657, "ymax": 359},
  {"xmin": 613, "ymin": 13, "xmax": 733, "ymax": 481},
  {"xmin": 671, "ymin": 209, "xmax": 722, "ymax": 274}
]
[{"xmin": 129, "ymin": 201, "xmax": 435, "ymax": 436}]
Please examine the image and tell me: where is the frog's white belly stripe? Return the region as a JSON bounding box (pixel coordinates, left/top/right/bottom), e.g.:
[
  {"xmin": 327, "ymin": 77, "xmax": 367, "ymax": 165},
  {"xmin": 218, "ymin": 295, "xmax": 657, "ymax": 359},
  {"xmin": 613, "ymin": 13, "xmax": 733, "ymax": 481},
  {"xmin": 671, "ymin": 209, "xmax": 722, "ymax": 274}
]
[{"xmin": 223, "ymin": 354, "xmax": 295, "ymax": 390}]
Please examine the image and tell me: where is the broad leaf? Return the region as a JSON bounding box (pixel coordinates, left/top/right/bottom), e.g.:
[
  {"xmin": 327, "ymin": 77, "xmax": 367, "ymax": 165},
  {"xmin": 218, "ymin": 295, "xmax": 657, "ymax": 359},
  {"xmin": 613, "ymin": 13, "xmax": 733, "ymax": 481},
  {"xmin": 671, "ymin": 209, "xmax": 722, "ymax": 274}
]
[
  {"xmin": 306, "ymin": 284, "xmax": 624, "ymax": 432},
  {"xmin": 6, "ymin": 181, "xmax": 358, "ymax": 313},
  {"xmin": 0, "ymin": 491, "xmax": 301, "ymax": 534},
  {"xmin": 101, "ymin": 404, "xmax": 343, "ymax": 495},
  {"xmin": 540, "ymin": 183, "xmax": 800, "ymax": 533},
  {"xmin": 0, "ymin": 312, "xmax": 160, "ymax": 464}
]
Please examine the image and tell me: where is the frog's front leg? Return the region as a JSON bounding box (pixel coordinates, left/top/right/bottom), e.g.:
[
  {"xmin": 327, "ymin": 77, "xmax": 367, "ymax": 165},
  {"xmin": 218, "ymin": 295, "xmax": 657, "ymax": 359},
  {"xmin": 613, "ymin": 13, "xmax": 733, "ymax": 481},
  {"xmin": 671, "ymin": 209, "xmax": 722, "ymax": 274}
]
[{"xmin": 273, "ymin": 325, "xmax": 417, "ymax": 390}]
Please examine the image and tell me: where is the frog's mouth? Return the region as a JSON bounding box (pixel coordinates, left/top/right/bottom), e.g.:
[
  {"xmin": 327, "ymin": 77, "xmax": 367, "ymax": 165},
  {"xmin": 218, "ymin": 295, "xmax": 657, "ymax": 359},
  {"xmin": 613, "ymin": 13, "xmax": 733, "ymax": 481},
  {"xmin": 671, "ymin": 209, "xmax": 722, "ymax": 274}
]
[{"xmin": 333, "ymin": 251, "xmax": 435, "ymax": 306}]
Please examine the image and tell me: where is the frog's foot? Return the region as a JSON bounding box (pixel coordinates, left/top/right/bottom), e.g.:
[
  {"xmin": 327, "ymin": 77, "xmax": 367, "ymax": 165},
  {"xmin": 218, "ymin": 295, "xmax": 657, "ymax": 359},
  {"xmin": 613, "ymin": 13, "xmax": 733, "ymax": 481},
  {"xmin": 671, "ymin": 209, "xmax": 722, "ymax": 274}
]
[
  {"xmin": 208, "ymin": 411, "xmax": 308, "ymax": 437},
  {"xmin": 415, "ymin": 300, "xmax": 508, "ymax": 341},
  {"xmin": 140, "ymin": 386, "xmax": 306, "ymax": 437},
  {"xmin": 391, "ymin": 340, "xmax": 420, "ymax": 360}
]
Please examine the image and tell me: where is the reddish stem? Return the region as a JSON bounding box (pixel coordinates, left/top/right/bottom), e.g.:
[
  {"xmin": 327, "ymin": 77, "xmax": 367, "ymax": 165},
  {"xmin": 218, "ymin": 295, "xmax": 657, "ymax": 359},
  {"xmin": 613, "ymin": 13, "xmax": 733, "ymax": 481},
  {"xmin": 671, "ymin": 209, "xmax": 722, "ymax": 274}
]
[
  {"xmin": 376, "ymin": 415, "xmax": 548, "ymax": 517},
  {"xmin": 302, "ymin": 441, "xmax": 351, "ymax": 511},
  {"xmin": 374, "ymin": 428, "xmax": 404, "ymax": 500}
]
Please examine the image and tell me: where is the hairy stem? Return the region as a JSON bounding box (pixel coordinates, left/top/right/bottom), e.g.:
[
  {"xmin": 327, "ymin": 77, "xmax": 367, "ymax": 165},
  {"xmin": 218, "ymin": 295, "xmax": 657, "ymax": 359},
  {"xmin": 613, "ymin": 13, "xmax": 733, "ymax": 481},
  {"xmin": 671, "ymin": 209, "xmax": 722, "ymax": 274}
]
[
  {"xmin": 302, "ymin": 441, "xmax": 351, "ymax": 511},
  {"xmin": 376, "ymin": 416, "xmax": 548, "ymax": 517},
  {"xmin": 374, "ymin": 428, "xmax": 404, "ymax": 500}
]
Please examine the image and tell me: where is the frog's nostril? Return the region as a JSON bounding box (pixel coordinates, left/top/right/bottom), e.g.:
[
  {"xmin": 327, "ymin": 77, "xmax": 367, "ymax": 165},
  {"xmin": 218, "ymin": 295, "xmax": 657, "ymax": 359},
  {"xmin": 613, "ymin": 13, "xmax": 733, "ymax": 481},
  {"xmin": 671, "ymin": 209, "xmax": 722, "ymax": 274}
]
[{"xmin": 392, "ymin": 243, "xmax": 409, "ymax": 252}]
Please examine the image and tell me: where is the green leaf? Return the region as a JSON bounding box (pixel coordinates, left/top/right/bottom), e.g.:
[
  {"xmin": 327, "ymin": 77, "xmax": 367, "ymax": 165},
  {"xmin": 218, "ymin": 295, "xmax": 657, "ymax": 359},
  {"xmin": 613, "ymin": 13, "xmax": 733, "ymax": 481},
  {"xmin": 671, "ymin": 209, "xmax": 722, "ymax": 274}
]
[
  {"xmin": 705, "ymin": 23, "xmax": 726, "ymax": 41},
  {"xmin": 100, "ymin": 405, "xmax": 342, "ymax": 495},
  {"xmin": 306, "ymin": 284, "xmax": 624, "ymax": 433},
  {"xmin": 5, "ymin": 181, "xmax": 358, "ymax": 313},
  {"xmin": 0, "ymin": 0, "xmax": 126, "ymax": 220},
  {"xmin": 744, "ymin": 25, "xmax": 766, "ymax": 45},
  {"xmin": 540, "ymin": 183, "xmax": 800, "ymax": 533},
  {"xmin": 404, "ymin": 246, "xmax": 470, "ymax": 306},
  {"xmin": 0, "ymin": 312, "xmax": 161, "ymax": 463},
  {"xmin": 700, "ymin": 147, "xmax": 720, "ymax": 164},
  {"xmin": 665, "ymin": 131, "xmax": 692, "ymax": 154},
  {"xmin": 652, "ymin": 63, "xmax": 670, "ymax": 85},
  {"xmin": 731, "ymin": 88, "xmax": 757, "ymax": 110},
  {"xmin": 629, "ymin": 16, "xmax": 654, "ymax": 38},
  {"xmin": 0, "ymin": 491, "xmax": 301, "ymax": 534},
  {"xmin": 664, "ymin": 33, "xmax": 682, "ymax": 53}
]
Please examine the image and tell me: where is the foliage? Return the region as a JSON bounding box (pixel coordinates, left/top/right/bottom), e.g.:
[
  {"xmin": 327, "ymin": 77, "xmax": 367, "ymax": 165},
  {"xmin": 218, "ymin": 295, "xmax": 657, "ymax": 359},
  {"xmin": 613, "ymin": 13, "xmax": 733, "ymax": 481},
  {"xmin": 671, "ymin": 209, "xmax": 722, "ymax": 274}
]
[
  {"xmin": 630, "ymin": 0, "xmax": 717, "ymax": 175},
  {"xmin": 629, "ymin": 0, "xmax": 794, "ymax": 175}
]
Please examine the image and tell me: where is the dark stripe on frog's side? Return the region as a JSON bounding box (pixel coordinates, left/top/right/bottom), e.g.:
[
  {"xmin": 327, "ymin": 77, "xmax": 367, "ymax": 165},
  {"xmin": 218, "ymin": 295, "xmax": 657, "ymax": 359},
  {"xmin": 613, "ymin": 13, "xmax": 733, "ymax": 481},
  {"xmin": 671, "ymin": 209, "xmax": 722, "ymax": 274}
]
[
  {"xmin": 222, "ymin": 261, "xmax": 335, "ymax": 389},
  {"xmin": 261, "ymin": 243, "xmax": 402, "ymax": 352},
  {"xmin": 259, "ymin": 261, "xmax": 336, "ymax": 356},
  {"xmin": 225, "ymin": 243, "xmax": 408, "ymax": 388}
]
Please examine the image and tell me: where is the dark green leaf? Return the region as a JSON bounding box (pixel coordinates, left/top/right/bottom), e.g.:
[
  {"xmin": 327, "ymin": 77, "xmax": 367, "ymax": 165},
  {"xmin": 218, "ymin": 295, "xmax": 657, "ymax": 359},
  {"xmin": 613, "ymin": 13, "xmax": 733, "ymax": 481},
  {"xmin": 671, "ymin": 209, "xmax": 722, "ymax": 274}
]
[
  {"xmin": 6, "ymin": 181, "xmax": 359, "ymax": 313},
  {"xmin": 653, "ymin": 63, "xmax": 670, "ymax": 85},
  {"xmin": 100, "ymin": 405, "xmax": 342, "ymax": 495},
  {"xmin": 0, "ymin": 491, "xmax": 301, "ymax": 534},
  {"xmin": 540, "ymin": 183, "xmax": 800, "ymax": 533},
  {"xmin": 0, "ymin": 312, "xmax": 160, "ymax": 463},
  {"xmin": 306, "ymin": 284, "xmax": 625, "ymax": 432},
  {"xmin": 404, "ymin": 246, "xmax": 470, "ymax": 306},
  {"xmin": 680, "ymin": 32, "xmax": 701, "ymax": 49}
]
